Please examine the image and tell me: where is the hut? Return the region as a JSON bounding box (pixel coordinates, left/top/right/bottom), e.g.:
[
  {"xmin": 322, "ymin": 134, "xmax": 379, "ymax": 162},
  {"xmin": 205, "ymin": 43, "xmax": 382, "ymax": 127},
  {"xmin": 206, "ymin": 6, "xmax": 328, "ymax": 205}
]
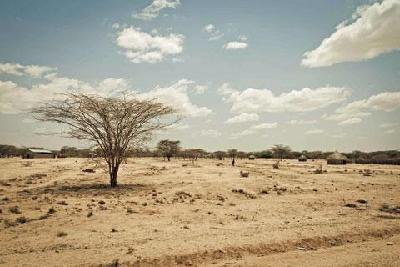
[
  {"xmin": 23, "ymin": 149, "xmax": 55, "ymax": 159},
  {"xmin": 248, "ymin": 154, "xmax": 255, "ymax": 160},
  {"xmin": 327, "ymin": 152, "xmax": 348, "ymax": 165},
  {"xmin": 298, "ymin": 154, "xmax": 307, "ymax": 162}
]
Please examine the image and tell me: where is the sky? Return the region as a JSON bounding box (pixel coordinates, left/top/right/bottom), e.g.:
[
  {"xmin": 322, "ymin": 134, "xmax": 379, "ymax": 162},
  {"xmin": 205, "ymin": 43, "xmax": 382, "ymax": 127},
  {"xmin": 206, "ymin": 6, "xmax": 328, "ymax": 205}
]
[{"xmin": 0, "ymin": 0, "xmax": 399, "ymax": 152}]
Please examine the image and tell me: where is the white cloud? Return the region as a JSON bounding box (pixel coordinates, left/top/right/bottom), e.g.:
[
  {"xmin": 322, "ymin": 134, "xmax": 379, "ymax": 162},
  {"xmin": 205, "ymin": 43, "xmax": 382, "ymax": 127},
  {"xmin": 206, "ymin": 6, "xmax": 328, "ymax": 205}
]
[
  {"xmin": 306, "ymin": 129, "xmax": 324, "ymax": 135},
  {"xmin": 201, "ymin": 129, "xmax": 221, "ymax": 137},
  {"xmin": 230, "ymin": 129, "xmax": 255, "ymax": 138},
  {"xmin": 219, "ymin": 83, "xmax": 350, "ymax": 114},
  {"xmin": 385, "ymin": 129, "xmax": 396, "ymax": 134},
  {"xmin": 165, "ymin": 123, "xmax": 190, "ymax": 130},
  {"xmin": 133, "ymin": 0, "xmax": 180, "ymax": 21},
  {"xmin": 138, "ymin": 79, "xmax": 212, "ymax": 118},
  {"xmin": 380, "ymin": 122, "xmax": 399, "ymax": 128},
  {"xmin": 288, "ymin": 119, "xmax": 317, "ymax": 125},
  {"xmin": 251, "ymin": 122, "xmax": 278, "ymax": 129},
  {"xmin": 338, "ymin": 117, "xmax": 362, "ymax": 125},
  {"xmin": 0, "ymin": 62, "xmax": 56, "ymax": 77},
  {"xmin": 324, "ymin": 91, "xmax": 400, "ymax": 124},
  {"xmin": 171, "ymin": 57, "xmax": 184, "ymax": 63},
  {"xmin": 193, "ymin": 85, "xmax": 207, "ymax": 94},
  {"xmin": 302, "ymin": 0, "xmax": 400, "ymax": 67},
  {"xmin": 223, "ymin": 41, "xmax": 248, "ymax": 50},
  {"xmin": 230, "ymin": 122, "xmax": 277, "ymax": 138},
  {"xmin": 0, "ymin": 75, "xmax": 211, "ymax": 118},
  {"xmin": 225, "ymin": 113, "xmax": 259, "ymax": 124},
  {"xmin": 116, "ymin": 27, "xmax": 184, "ymax": 63},
  {"xmin": 0, "ymin": 73, "xmax": 131, "ymax": 114},
  {"xmin": 203, "ymin": 24, "xmax": 224, "ymax": 41}
]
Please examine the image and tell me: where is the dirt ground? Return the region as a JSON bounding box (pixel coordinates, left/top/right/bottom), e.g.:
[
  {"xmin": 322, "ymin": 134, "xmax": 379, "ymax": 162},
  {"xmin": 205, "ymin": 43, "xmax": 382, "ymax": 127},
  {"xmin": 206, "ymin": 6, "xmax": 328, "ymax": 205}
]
[{"xmin": 0, "ymin": 157, "xmax": 399, "ymax": 266}]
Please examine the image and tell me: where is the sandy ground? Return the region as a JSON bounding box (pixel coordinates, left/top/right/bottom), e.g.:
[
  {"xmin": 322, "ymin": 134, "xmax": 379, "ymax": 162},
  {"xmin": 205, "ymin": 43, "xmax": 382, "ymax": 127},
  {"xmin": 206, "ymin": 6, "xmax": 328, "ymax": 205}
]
[{"xmin": 0, "ymin": 157, "xmax": 399, "ymax": 266}]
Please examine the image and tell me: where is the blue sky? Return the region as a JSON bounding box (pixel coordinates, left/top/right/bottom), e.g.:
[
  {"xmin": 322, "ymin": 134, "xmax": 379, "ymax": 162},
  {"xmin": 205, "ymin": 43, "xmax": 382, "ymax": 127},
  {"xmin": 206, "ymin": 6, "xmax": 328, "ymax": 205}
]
[{"xmin": 0, "ymin": 0, "xmax": 399, "ymax": 152}]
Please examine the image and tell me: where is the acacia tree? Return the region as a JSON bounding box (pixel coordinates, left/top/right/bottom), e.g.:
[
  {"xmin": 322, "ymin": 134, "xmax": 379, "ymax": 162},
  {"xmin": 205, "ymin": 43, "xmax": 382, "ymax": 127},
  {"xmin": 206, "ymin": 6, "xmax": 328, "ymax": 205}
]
[
  {"xmin": 271, "ymin": 144, "xmax": 292, "ymax": 159},
  {"xmin": 227, "ymin": 149, "xmax": 238, "ymax": 159},
  {"xmin": 32, "ymin": 93, "xmax": 176, "ymax": 187},
  {"xmin": 157, "ymin": 139, "xmax": 180, "ymax": 161}
]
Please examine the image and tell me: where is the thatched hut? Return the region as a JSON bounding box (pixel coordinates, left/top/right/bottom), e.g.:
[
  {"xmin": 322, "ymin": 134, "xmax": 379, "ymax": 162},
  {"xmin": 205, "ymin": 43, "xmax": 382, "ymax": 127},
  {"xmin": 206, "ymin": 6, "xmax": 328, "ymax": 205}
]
[
  {"xmin": 327, "ymin": 152, "xmax": 348, "ymax": 165},
  {"xmin": 298, "ymin": 154, "xmax": 307, "ymax": 162},
  {"xmin": 248, "ymin": 154, "xmax": 255, "ymax": 160}
]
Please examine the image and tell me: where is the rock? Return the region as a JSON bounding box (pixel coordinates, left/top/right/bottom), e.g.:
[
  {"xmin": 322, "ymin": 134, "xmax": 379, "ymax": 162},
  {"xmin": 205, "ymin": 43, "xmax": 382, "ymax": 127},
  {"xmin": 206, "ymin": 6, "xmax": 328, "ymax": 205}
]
[
  {"xmin": 344, "ymin": 203, "xmax": 357, "ymax": 208},
  {"xmin": 387, "ymin": 242, "xmax": 394, "ymax": 246},
  {"xmin": 240, "ymin": 170, "xmax": 249, "ymax": 178},
  {"xmin": 260, "ymin": 189, "xmax": 269, "ymax": 194},
  {"xmin": 356, "ymin": 199, "xmax": 368, "ymax": 204},
  {"xmin": 82, "ymin": 168, "xmax": 95, "ymax": 173},
  {"xmin": 87, "ymin": 211, "xmax": 93, "ymax": 217}
]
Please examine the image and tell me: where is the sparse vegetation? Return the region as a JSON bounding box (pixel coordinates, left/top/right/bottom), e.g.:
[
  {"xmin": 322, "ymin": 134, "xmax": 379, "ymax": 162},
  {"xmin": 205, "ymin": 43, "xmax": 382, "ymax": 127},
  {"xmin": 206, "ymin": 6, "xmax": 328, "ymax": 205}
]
[
  {"xmin": 56, "ymin": 231, "xmax": 68, "ymax": 237},
  {"xmin": 9, "ymin": 206, "xmax": 21, "ymax": 214}
]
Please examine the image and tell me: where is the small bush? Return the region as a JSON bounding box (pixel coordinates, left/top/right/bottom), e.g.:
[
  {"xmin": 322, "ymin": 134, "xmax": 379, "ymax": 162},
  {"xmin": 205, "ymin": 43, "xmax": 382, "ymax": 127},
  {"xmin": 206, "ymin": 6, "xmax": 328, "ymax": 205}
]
[
  {"xmin": 57, "ymin": 231, "xmax": 67, "ymax": 237},
  {"xmin": 3, "ymin": 219, "xmax": 17, "ymax": 228},
  {"xmin": 47, "ymin": 207, "xmax": 56, "ymax": 214},
  {"xmin": 16, "ymin": 216, "xmax": 28, "ymax": 224},
  {"xmin": 9, "ymin": 206, "xmax": 21, "ymax": 214}
]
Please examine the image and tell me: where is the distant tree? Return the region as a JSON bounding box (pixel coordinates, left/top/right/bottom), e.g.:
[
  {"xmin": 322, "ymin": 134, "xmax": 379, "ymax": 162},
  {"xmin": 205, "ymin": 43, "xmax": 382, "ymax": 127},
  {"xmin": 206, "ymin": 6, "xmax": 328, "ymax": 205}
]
[
  {"xmin": 0, "ymin": 145, "xmax": 18, "ymax": 157},
  {"xmin": 32, "ymin": 93, "xmax": 176, "ymax": 187},
  {"xmin": 60, "ymin": 146, "xmax": 78, "ymax": 157},
  {"xmin": 227, "ymin": 149, "xmax": 238, "ymax": 159},
  {"xmin": 183, "ymin": 148, "xmax": 205, "ymax": 161},
  {"xmin": 271, "ymin": 144, "xmax": 291, "ymax": 159},
  {"xmin": 236, "ymin": 151, "xmax": 248, "ymax": 159},
  {"xmin": 213, "ymin": 151, "xmax": 226, "ymax": 160},
  {"xmin": 255, "ymin": 150, "xmax": 273, "ymax": 159},
  {"xmin": 157, "ymin": 140, "xmax": 181, "ymax": 161},
  {"xmin": 306, "ymin": 150, "xmax": 323, "ymax": 159}
]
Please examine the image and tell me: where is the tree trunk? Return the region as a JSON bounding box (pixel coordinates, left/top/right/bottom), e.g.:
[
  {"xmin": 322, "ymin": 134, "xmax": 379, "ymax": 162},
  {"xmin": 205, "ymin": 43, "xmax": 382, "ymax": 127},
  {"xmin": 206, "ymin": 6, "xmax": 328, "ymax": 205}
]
[
  {"xmin": 167, "ymin": 155, "xmax": 171, "ymax": 161},
  {"xmin": 110, "ymin": 165, "xmax": 119, "ymax": 188}
]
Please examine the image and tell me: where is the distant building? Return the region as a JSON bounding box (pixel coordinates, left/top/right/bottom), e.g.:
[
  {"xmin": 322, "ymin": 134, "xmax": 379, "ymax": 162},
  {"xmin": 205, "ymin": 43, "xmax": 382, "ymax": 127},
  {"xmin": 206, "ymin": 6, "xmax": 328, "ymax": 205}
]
[
  {"xmin": 327, "ymin": 152, "xmax": 348, "ymax": 165},
  {"xmin": 248, "ymin": 154, "xmax": 255, "ymax": 160},
  {"xmin": 23, "ymin": 149, "xmax": 55, "ymax": 159},
  {"xmin": 298, "ymin": 154, "xmax": 307, "ymax": 162}
]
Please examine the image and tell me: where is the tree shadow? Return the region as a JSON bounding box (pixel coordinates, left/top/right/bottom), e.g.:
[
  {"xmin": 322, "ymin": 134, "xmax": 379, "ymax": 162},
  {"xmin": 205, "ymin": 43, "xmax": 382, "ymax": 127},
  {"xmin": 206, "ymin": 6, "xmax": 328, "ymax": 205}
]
[{"xmin": 21, "ymin": 183, "xmax": 152, "ymax": 197}]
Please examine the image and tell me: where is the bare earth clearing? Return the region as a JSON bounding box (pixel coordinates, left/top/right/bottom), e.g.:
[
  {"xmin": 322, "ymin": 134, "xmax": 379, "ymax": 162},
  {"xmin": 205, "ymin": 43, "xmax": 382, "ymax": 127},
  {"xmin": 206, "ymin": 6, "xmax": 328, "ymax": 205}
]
[{"xmin": 0, "ymin": 158, "xmax": 399, "ymax": 266}]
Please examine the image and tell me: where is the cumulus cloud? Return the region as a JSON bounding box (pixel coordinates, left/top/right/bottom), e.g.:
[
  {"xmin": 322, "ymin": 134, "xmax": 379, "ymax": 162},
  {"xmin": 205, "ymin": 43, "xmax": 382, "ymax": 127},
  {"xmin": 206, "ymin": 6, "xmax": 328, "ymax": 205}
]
[
  {"xmin": 133, "ymin": 0, "xmax": 180, "ymax": 20},
  {"xmin": 223, "ymin": 41, "xmax": 248, "ymax": 50},
  {"xmin": 203, "ymin": 24, "xmax": 224, "ymax": 41},
  {"xmin": 0, "ymin": 74, "xmax": 130, "ymax": 114},
  {"xmin": 288, "ymin": 119, "xmax": 317, "ymax": 125},
  {"xmin": 138, "ymin": 79, "xmax": 212, "ymax": 117},
  {"xmin": 230, "ymin": 122, "xmax": 277, "ymax": 138},
  {"xmin": 324, "ymin": 91, "xmax": 400, "ymax": 124},
  {"xmin": 302, "ymin": 0, "xmax": 400, "ymax": 67},
  {"xmin": 0, "ymin": 63, "xmax": 211, "ymax": 117},
  {"xmin": 201, "ymin": 129, "xmax": 221, "ymax": 137},
  {"xmin": 380, "ymin": 122, "xmax": 399, "ymax": 128},
  {"xmin": 116, "ymin": 26, "xmax": 184, "ymax": 63},
  {"xmin": 306, "ymin": 129, "xmax": 324, "ymax": 135},
  {"xmin": 251, "ymin": 122, "xmax": 277, "ymax": 129},
  {"xmin": 0, "ymin": 62, "xmax": 56, "ymax": 77},
  {"xmin": 225, "ymin": 113, "xmax": 259, "ymax": 124},
  {"xmin": 338, "ymin": 117, "xmax": 362, "ymax": 125},
  {"xmin": 219, "ymin": 83, "xmax": 350, "ymax": 114}
]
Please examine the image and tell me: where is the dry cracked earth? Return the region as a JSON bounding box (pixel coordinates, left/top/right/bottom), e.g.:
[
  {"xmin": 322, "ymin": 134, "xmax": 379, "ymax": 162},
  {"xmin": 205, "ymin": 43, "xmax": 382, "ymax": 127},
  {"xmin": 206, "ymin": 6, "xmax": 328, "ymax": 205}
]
[{"xmin": 0, "ymin": 158, "xmax": 399, "ymax": 266}]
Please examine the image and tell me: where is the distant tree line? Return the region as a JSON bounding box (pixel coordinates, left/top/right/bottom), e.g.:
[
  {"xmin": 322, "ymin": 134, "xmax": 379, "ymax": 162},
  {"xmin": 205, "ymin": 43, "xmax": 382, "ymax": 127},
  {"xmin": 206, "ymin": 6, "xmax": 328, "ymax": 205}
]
[{"xmin": 1, "ymin": 143, "xmax": 399, "ymax": 165}]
